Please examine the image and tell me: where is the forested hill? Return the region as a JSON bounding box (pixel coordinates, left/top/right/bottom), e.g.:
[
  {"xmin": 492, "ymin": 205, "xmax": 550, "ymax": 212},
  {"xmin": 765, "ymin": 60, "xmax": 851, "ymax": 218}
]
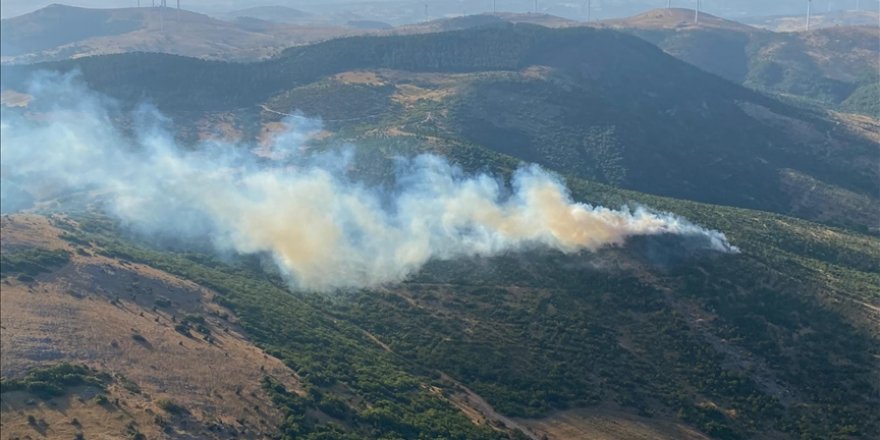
[
  {"xmin": 0, "ymin": 3, "xmax": 361, "ymax": 63},
  {"xmin": 2, "ymin": 24, "xmax": 749, "ymax": 111},
  {"xmin": 2, "ymin": 23, "xmax": 877, "ymax": 233},
  {"xmin": 604, "ymin": 9, "xmax": 880, "ymax": 116}
]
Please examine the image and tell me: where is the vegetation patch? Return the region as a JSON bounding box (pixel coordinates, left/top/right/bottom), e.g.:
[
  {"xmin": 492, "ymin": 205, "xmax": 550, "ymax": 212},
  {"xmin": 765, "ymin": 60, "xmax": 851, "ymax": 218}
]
[
  {"xmin": 0, "ymin": 363, "xmax": 108, "ymax": 400},
  {"xmin": 157, "ymin": 399, "xmax": 189, "ymax": 416},
  {"xmin": 0, "ymin": 248, "xmax": 70, "ymax": 279}
]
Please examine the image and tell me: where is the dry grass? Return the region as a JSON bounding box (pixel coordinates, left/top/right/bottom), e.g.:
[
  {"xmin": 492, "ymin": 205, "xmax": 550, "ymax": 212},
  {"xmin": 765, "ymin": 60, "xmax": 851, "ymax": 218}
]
[
  {"xmin": 832, "ymin": 111, "xmax": 880, "ymax": 144},
  {"xmin": 600, "ymin": 8, "xmax": 757, "ymax": 32},
  {"xmin": 749, "ymin": 11, "xmax": 880, "ymax": 32},
  {"xmin": 516, "ymin": 407, "xmax": 712, "ymax": 440},
  {"xmin": 392, "ymin": 83, "xmax": 456, "ymax": 106},
  {"xmin": 194, "ymin": 112, "xmax": 245, "ymax": 143},
  {"xmin": 1, "ymin": 214, "xmax": 302, "ymax": 439},
  {"xmin": 335, "ymin": 71, "xmax": 387, "ymax": 86},
  {"xmin": 1, "ymin": 385, "xmax": 163, "ymax": 440}
]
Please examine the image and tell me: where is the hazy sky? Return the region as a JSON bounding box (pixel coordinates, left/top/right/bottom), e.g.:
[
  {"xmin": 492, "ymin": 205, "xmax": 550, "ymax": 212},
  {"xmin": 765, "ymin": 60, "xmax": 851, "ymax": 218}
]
[{"xmin": 2, "ymin": 0, "xmax": 878, "ymax": 20}]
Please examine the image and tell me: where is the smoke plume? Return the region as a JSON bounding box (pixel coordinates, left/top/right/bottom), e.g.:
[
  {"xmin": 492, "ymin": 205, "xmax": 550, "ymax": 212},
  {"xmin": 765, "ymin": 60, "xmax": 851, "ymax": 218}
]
[{"xmin": 0, "ymin": 73, "xmax": 737, "ymax": 291}]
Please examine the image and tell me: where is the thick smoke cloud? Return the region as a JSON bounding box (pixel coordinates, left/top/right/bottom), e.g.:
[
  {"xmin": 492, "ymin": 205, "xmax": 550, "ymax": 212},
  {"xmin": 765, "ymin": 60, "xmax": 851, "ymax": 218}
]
[{"xmin": 0, "ymin": 73, "xmax": 737, "ymax": 291}]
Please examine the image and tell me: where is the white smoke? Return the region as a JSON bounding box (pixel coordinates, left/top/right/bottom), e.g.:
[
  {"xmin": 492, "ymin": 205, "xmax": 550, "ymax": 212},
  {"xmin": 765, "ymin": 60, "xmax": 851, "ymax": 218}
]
[{"xmin": 0, "ymin": 73, "xmax": 737, "ymax": 291}]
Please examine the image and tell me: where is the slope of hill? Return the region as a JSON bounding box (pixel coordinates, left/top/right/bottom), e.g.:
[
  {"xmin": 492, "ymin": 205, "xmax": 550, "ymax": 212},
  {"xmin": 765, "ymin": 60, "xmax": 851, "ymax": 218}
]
[
  {"xmin": 0, "ymin": 3, "xmax": 144, "ymax": 56},
  {"xmin": 603, "ymin": 8, "xmax": 756, "ymax": 32},
  {"xmin": 0, "ymin": 214, "xmax": 302, "ymax": 439},
  {"xmin": 744, "ymin": 9, "xmax": 880, "ymax": 32},
  {"xmin": 2, "ymin": 22, "xmax": 879, "ymax": 440},
  {"xmin": 394, "ymin": 12, "xmax": 581, "ymax": 34},
  {"xmin": 2, "ymin": 163, "xmax": 876, "ymax": 439},
  {"xmin": 224, "ymin": 5, "xmax": 312, "ymax": 24},
  {"xmin": 603, "ymin": 8, "xmax": 880, "ymax": 114},
  {"xmin": 0, "ymin": 4, "xmax": 363, "ymax": 63},
  {"xmin": 4, "ymin": 24, "xmax": 875, "ymax": 233}
]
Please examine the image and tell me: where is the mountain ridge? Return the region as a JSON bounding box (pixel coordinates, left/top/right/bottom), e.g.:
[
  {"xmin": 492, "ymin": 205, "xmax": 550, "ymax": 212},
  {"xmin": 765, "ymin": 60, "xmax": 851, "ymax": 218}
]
[
  {"xmin": 2, "ymin": 23, "xmax": 876, "ymax": 233},
  {"xmin": 0, "ymin": 3, "xmax": 364, "ymax": 63}
]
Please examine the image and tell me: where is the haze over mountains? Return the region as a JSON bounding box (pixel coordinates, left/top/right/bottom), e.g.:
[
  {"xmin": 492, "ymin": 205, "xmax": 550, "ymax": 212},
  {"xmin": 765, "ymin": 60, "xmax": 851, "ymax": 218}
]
[
  {"xmin": 0, "ymin": 4, "xmax": 369, "ymax": 63},
  {"xmin": 1, "ymin": 3, "xmax": 879, "ymax": 440},
  {"xmin": 604, "ymin": 8, "xmax": 880, "ymax": 114},
  {"xmin": 4, "ymin": 0, "xmax": 880, "ymax": 21},
  {"xmin": 3, "ymin": 3, "xmax": 878, "ymax": 117}
]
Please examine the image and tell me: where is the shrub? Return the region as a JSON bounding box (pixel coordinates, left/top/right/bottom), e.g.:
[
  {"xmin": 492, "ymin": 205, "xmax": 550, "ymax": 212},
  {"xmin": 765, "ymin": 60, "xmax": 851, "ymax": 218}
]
[{"xmin": 157, "ymin": 399, "xmax": 188, "ymax": 415}]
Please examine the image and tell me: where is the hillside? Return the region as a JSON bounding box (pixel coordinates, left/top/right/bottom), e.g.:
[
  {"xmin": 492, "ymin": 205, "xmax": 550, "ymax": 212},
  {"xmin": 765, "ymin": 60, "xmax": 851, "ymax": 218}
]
[
  {"xmin": 2, "ymin": 21, "xmax": 879, "ymax": 440},
  {"xmin": 603, "ymin": 8, "xmax": 755, "ymax": 32},
  {"xmin": 4, "ymin": 24, "xmax": 876, "ymax": 233},
  {"xmin": 744, "ymin": 9, "xmax": 880, "ymax": 32},
  {"xmin": 394, "ymin": 12, "xmax": 581, "ymax": 34},
  {"xmin": 603, "ymin": 8, "xmax": 880, "ymax": 114},
  {"xmin": 224, "ymin": 5, "xmax": 313, "ymax": 24},
  {"xmin": 2, "ymin": 166, "xmax": 877, "ymax": 439},
  {"xmin": 0, "ymin": 215, "xmax": 302, "ymax": 439},
  {"xmin": 0, "ymin": 4, "xmax": 363, "ymax": 63}
]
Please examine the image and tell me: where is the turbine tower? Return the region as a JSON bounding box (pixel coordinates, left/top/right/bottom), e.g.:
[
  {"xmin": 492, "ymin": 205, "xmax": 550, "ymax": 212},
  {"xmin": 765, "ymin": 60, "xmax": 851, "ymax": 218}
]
[
  {"xmin": 806, "ymin": 0, "xmax": 812, "ymax": 31},
  {"xmin": 158, "ymin": 0, "xmax": 166, "ymax": 33},
  {"xmin": 694, "ymin": 0, "xmax": 701, "ymax": 23},
  {"xmin": 667, "ymin": 0, "xmax": 671, "ymax": 8},
  {"xmin": 583, "ymin": 0, "xmax": 591, "ymax": 22}
]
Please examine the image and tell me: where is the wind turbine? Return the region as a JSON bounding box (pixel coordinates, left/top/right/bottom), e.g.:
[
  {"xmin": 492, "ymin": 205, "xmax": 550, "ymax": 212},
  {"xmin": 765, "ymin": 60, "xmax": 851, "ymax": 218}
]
[
  {"xmin": 806, "ymin": 0, "xmax": 812, "ymax": 31},
  {"xmin": 694, "ymin": 0, "xmax": 701, "ymax": 23},
  {"xmin": 157, "ymin": 0, "xmax": 166, "ymax": 33}
]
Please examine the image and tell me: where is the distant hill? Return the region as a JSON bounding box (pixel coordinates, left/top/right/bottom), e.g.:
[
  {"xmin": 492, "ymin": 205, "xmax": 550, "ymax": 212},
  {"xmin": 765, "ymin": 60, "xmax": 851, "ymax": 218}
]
[
  {"xmin": 744, "ymin": 9, "xmax": 880, "ymax": 32},
  {"xmin": 1, "ymin": 3, "xmax": 148, "ymax": 56},
  {"xmin": 4, "ymin": 24, "xmax": 876, "ymax": 233},
  {"xmin": 0, "ymin": 4, "xmax": 363, "ymax": 63},
  {"xmin": 395, "ymin": 12, "xmax": 580, "ymax": 34},
  {"xmin": 603, "ymin": 7, "xmax": 756, "ymax": 32},
  {"xmin": 603, "ymin": 8, "xmax": 880, "ymax": 114},
  {"xmin": 347, "ymin": 20, "xmax": 393, "ymax": 30},
  {"xmin": 223, "ymin": 5, "xmax": 312, "ymax": 24}
]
